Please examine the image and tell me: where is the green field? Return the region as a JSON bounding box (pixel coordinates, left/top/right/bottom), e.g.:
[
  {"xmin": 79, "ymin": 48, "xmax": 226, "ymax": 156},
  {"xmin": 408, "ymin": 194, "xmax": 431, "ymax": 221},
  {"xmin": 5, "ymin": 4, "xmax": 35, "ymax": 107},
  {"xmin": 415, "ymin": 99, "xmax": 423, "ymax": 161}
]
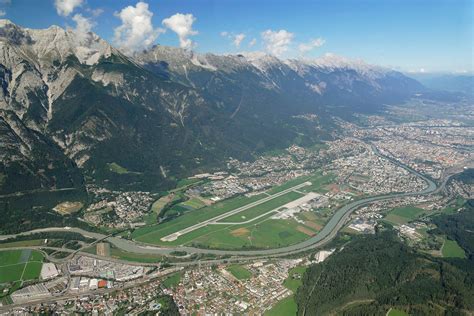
[
  {"xmin": 283, "ymin": 266, "xmax": 307, "ymax": 292},
  {"xmin": 162, "ymin": 272, "xmax": 182, "ymax": 288},
  {"xmin": 384, "ymin": 206, "xmax": 425, "ymax": 224},
  {"xmin": 185, "ymin": 216, "xmax": 316, "ymax": 249},
  {"xmin": 265, "ymin": 265, "xmax": 307, "ymax": 316},
  {"xmin": 227, "ymin": 264, "xmax": 252, "ymax": 280},
  {"xmin": 441, "ymin": 239, "xmax": 466, "ymax": 258},
  {"xmin": 0, "ymin": 239, "xmax": 45, "ymax": 249},
  {"xmin": 265, "ymin": 297, "xmax": 297, "ymax": 316},
  {"xmin": 387, "ymin": 308, "xmax": 409, "ymax": 316},
  {"xmin": 0, "ymin": 249, "xmax": 44, "ymax": 284},
  {"xmin": 180, "ymin": 197, "xmax": 206, "ymax": 210},
  {"xmin": 107, "ymin": 162, "xmax": 130, "ymax": 174},
  {"xmin": 132, "ymin": 193, "xmax": 267, "ymax": 244}
]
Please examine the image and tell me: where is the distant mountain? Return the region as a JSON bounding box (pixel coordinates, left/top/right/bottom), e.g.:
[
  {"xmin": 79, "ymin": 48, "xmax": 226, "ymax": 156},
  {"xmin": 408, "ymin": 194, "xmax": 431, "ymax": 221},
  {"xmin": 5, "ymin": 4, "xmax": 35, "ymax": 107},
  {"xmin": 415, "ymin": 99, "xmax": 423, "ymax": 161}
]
[
  {"xmin": 137, "ymin": 46, "xmax": 425, "ymax": 115},
  {"xmin": 407, "ymin": 73, "xmax": 474, "ymax": 96},
  {"xmin": 0, "ymin": 20, "xmax": 425, "ymax": 195}
]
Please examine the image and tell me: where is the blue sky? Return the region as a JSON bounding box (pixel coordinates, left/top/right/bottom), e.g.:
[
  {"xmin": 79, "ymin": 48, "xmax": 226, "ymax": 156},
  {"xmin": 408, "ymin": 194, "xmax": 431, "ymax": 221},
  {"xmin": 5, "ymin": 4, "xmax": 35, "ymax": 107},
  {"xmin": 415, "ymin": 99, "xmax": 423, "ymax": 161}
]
[{"xmin": 2, "ymin": 0, "xmax": 473, "ymax": 73}]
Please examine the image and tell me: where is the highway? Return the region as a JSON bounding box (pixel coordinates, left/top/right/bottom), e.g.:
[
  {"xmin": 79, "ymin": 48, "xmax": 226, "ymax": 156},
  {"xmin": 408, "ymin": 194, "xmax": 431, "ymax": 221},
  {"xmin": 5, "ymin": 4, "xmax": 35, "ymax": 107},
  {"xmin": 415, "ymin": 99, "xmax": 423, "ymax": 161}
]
[{"xmin": 0, "ymin": 144, "xmax": 442, "ymax": 261}]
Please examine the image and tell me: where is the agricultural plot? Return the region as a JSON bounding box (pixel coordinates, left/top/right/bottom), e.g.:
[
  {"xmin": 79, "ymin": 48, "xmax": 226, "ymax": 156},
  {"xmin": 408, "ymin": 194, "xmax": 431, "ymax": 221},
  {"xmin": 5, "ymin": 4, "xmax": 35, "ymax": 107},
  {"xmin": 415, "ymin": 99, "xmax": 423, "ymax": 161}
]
[
  {"xmin": 0, "ymin": 249, "xmax": 44, "ymax": 284},
  {"xmin": 442, "ymin": 239, "xmax": 466, "ymax": 258},
  {"xmin": 188, "ymin": 218, "xmax": 317, "ymax": 249},
  {"xmin": 384, "ymin": 206, "xmax": 425, "ymax": 224},
  {"xmin": 162, "ymin": 272, "xmax": 182, "ymax": 288},
  {"xmin": 227, "ymin": 265, "xmax": 252, "ymax": 280}
]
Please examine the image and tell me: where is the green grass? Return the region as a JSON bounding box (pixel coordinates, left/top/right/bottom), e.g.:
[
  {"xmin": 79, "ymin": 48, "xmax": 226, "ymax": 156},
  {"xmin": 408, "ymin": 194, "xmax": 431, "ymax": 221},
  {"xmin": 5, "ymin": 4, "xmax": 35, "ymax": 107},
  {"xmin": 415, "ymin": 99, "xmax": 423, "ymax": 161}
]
[
  {"xmin": 384, "ymin": 206, "xmax": 425, "ymax": 224},
  {"xmin": 176, "ymin": 178, "xmax": 201, "ymax": 189},
  {"xmin": 109, "ymin": 246, "xmax": 163, "ymax": 263},
  {"xmin": 442, "ymin": 239, "xmax": 466, "ymax": 258},
  {"xmin": 107, "ymin": 162, "xmax": 130, "ymax": 174},
  {"xmin": 265, "ymin": 296, "xmax": 297, "ymax": 316},
  {"xmin": 387, "ymin": 308, "xmax": 409, "ymax": 316},
  {"xmin": 284, "ymin": 266, "xmax": 307, "ymax": 292},
  {"xmin": 132, "ymin": 170, "xmax": 333, "ymax": 249},
  {"xmin": 0, "ymin": 249, "xmax": 43, "ymax": 283},
  {"xmin": 132, "ymin": 194, "xmax": 266, "ymax": 244},
  {"xmin": 227, "ymin": 264, "xmax": 252, "ymax": 280},
  {"xmin": 162, "ymin": 272, "xmax": 182, "ymax": 288},
  {"xmin": 21, "ymin": 262, "xmax": 43, "ymax": 280},
  {"xmin": 180, "ymin": 198, "xmax": 206, "ymax": 210},
  {"xmin": 220, "ymin": 191, "xmax": 303, "ymax": 223},
  {"xmin": 189, "ymin": 217, "xmax": 315, "ymax": 249}
]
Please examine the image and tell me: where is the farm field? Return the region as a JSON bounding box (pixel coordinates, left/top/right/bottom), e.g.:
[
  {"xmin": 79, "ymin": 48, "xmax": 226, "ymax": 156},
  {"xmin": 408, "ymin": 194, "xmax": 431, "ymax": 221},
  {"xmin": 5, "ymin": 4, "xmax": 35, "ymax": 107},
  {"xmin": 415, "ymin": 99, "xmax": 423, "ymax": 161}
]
[
  {"xmin": 132, "ymin": 170, "xmax": 331, "ymax": 249},
  {"xmin": 441, "ymin": 239, "xmax": 466, "ymax": 258},
  {"xmin": 384, "ymin": 206, "xmax": 425, "ymax": 224},
  {"xmin": 227, "ymin": 264, "xmax": 252, "ymax": 280},
  {"xmin": 162, "ymin": 272, "xmax": 182, "ymax": 288},
  {"xmin": 387, "ymin": 308, "xmax": 409, "ymax": 316},
  {"xmin": 0, "ymin": 249, "xmax": 44, "ymax": 284}
]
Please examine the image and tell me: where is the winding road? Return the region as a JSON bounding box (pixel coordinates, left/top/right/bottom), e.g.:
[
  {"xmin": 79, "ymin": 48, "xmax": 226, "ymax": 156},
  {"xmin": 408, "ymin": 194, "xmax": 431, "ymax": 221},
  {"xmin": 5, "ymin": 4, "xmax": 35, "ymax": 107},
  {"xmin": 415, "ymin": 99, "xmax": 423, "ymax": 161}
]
[{"xmin": 0, "ymin": 145, "xmax": 442, "ymax": 261}]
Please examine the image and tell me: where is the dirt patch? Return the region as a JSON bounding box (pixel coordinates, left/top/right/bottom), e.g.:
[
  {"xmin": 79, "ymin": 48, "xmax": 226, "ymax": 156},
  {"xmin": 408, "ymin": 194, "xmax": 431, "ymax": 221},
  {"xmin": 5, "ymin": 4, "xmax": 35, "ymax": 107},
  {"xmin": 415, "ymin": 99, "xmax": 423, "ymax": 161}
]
[
  {"xmin": 96, "ymin": 243, "xmax": 110, "ymax": 256},
  {"xmin": 53, "ymin": 201, "xmax": 83, "ymax": 215},
  {"xmin": 327, "ymin": 184, "xmax": 340, "ymax": 193},
  {"xmin": 231, "ymin": 227, "xmax": 250, "ymax": 237},
  {"xmin": 297, "ymin": 226, "xmax": 316, "ymax": 236},
  {"xmin": 304, "ymin": 221, "xmax": 322, "ymax": 231}
]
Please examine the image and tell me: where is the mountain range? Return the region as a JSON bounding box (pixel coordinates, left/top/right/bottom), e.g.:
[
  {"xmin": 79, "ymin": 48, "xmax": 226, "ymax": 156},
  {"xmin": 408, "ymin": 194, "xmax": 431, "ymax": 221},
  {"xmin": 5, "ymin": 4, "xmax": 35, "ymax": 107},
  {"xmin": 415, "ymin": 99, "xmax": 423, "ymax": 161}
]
[{"xmin": 0, "ymin": 20, "xmax": 426, "ymax": 195}]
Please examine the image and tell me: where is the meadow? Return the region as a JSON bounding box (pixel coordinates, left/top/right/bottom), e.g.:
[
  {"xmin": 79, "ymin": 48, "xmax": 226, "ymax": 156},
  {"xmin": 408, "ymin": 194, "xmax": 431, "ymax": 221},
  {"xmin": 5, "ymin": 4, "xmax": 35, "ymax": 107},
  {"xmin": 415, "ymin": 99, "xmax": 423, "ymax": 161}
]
[
  {"xmin": 441, "ymin": 239, "xmax": 466, "ymax": 258},
  {"xmin": 0, "ymin": 249, "xmax": 44, "ymax": 284},
  {"xmin": 227, "ymin": 264, "xmax": 252, "ymax": 280},
  {"xmin": 384, "ymin": 206, "xmax": 425, "ymax": 224}
]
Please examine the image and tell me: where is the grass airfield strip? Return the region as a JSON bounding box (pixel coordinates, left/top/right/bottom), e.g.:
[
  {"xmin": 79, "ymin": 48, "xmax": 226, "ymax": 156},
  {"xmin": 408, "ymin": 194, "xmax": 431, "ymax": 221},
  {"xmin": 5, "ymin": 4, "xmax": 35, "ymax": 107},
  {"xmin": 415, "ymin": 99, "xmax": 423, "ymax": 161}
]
[{"xmin": 160, "ymin": 182, "xmax": 311, "ymax": 242}]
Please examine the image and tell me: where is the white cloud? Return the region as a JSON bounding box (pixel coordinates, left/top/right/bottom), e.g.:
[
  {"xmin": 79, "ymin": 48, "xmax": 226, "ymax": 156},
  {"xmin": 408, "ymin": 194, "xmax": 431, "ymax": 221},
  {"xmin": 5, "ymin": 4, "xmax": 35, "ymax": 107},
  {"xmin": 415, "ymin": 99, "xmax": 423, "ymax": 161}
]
[
  {"xmin": 162, "ymin": 13, "xmax": 198, "ymax": 49},
  {"xmin": 114, "ymin": 1, "xmax": 164, "ymax": 54},
  {"xmin": 86, "ymin": 7, "xmax": 104, "ymax": 17},
  {"xmin": 0, "ymin": 10, "xmax": 5, "ymax": 17},
  {"xmin": 248, "ymin": 38, "xmax": 257, "ymax": 47},
  {"xmin": 72, "ymin": 13, "xmax": 94, "ymax": 41},
  {"xmin": 233, "ymin": 33, "xmax": 245, "ymax": 48},
  {"xmin": 261, "ymin": 29, "xmax": 294, "ymax": 56},
  {"xmin": 55, "ymin": 0, "xmax": 83, "ymax": 17},
  {"xmin": 298, "ymin": 38, "xmax": 325, "ymax": 54},
  {"xmin": 220, "ymin": 31, "xmax": 228, "ymax": 37}
]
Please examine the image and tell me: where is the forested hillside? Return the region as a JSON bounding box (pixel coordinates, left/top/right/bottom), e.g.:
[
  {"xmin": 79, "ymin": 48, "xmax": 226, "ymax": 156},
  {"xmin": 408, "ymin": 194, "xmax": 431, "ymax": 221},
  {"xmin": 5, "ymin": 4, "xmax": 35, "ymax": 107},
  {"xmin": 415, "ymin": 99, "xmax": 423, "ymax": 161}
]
[{"xmin": 296, "ymin": 204, "xmax": 474, "ymax": 315}]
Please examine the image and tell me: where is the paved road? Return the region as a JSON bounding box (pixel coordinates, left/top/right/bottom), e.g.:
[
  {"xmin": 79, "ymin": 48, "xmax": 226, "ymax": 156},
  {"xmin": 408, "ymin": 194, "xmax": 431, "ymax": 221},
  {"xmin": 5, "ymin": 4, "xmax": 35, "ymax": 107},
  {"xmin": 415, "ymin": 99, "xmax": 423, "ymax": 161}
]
[
  {"xmin": 160, "ymin": 181, "xmax": 311, "ymax": 241},
  {"xmin": 0, "ymin": 144, "xmax": 442, "ymax": 260}
]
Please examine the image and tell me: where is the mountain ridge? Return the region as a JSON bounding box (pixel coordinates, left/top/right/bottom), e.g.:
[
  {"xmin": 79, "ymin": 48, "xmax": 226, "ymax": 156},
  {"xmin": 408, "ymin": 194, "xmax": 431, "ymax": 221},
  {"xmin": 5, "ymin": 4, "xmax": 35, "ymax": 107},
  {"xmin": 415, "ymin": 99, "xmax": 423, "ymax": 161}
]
[{"xmin": 0, "ymin": 20, "xmax": 425, "ymax": 197}]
